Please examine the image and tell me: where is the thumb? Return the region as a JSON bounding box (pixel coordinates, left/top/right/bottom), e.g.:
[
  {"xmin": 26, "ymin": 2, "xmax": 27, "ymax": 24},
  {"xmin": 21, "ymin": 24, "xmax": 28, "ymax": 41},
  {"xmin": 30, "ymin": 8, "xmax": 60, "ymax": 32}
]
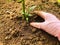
[{"xmin": 30, "ymin": 22, "xmax": 45, "ymax": 29}]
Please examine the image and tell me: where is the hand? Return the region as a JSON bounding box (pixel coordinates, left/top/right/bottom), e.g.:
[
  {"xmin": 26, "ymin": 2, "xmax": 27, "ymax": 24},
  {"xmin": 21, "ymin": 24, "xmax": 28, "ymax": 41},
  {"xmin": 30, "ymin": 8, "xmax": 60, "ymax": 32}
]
[{"xmin": 30, "ymin": 11, "xmax": 60, "ymax": 41}]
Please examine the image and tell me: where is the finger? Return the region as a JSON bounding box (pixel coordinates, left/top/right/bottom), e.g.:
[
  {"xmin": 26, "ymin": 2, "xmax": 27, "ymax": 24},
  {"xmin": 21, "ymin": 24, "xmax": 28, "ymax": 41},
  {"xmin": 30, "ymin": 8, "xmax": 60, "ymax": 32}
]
[
  {"xmin": 34, "ymin": 11, "xmax": 47, "ymax": 19},
  {"xmin": 30, "ymin": 22, "xmax": 45, "ymax": 29},
  {"xmin": 34, "ymin": 11, "xmax": 57, "ymax": 20}
]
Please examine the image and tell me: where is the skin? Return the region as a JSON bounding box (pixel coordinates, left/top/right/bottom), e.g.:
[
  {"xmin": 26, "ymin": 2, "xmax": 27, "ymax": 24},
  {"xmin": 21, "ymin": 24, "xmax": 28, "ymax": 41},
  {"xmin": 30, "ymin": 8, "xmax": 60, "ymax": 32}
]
[{"xmin": 30, "ymin": 11, "xmax": 60, "ymax": 41}]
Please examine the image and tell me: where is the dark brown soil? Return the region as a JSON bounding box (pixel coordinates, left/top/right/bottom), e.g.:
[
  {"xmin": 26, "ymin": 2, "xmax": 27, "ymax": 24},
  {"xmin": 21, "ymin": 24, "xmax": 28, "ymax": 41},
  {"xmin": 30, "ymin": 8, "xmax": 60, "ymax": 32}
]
[{"xmin": 0, "ymin": 0, "xmax": 60, "ymax": 45}]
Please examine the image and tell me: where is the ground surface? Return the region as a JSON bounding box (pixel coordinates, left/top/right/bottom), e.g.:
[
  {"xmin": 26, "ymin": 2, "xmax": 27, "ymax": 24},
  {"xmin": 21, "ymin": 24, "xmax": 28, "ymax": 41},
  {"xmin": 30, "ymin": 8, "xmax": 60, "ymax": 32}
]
[{"xmin": 0, "ymin": 0, "xmax": 60, "ymax": 45}]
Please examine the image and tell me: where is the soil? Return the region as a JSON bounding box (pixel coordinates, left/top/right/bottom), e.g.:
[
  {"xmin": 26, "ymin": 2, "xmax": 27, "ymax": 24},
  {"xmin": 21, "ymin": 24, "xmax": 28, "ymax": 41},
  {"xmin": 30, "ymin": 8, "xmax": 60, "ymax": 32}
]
[{"xmin": 0, "ymin": 0, "xmax": 60, "ymax": 45}]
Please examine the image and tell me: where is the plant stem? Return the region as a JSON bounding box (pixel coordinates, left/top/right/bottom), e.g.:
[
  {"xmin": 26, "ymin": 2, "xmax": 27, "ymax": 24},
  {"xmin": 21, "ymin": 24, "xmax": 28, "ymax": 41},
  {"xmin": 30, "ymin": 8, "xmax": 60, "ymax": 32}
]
[
  {"xmin": 22, "ymin": 0, "xmax": 26, "ymax": 19},
  {"xmin": 22, "ymin": 0, "xmax": 29, "ymax": 22}
]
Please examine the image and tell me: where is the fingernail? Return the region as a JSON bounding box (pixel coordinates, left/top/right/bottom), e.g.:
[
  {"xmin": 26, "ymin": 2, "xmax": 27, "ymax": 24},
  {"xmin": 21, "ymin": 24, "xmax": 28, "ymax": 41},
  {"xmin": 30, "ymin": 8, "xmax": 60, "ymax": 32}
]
[
  {"xmin": 30, "ymin": 22, "xmax": 34, "ymax": 25},
  {"xmin": 34, "ymin": 11, "xmax": 40, "ymax": 13},
  {"xmin": 34, "ymin": 11, "xmax": 44, "ymax": 14},
  {"xmin": 40, "ymin": 11, "xmax": 47, "ymax": 14}
]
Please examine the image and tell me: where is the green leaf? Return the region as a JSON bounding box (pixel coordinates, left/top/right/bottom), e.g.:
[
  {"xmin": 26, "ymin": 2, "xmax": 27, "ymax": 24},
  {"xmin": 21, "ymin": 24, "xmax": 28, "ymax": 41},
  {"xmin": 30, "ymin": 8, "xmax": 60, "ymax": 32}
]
[
  {"xmin": 28, "ymin": 6, "xmax": 36, "ymax": 12},
  {"xmin": 28, "ymin": 14, "xmax": 32, "ymax": 16},
  {"xmin": 26, "ymin": 18, "xmax": 29, "ymax": 22}
]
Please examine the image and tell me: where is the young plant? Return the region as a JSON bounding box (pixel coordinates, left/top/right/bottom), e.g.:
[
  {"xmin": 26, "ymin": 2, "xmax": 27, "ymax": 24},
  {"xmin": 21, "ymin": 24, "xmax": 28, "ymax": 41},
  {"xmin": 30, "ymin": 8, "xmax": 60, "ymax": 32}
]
[
  {"xmin": 22, "ymin": 0, "xmax": 30, "ymax": 22},
  {"xmin": 21, "ymin": 0, "xmax": 36, "ymax": 22}
]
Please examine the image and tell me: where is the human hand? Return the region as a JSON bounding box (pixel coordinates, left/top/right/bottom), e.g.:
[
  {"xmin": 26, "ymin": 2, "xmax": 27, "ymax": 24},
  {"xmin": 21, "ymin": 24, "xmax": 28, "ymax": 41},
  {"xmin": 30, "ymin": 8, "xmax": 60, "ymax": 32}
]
[{"xmin": 30, "ymin": 11, "xmax": 60, "ymax": 41}]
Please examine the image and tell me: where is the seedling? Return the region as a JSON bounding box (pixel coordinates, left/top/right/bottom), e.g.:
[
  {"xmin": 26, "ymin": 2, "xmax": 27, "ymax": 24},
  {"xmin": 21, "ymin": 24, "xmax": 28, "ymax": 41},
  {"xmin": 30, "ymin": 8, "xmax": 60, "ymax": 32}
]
[{"xmin": 21, "ymin": 0, "xmax": 36, "ymax": 22}]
